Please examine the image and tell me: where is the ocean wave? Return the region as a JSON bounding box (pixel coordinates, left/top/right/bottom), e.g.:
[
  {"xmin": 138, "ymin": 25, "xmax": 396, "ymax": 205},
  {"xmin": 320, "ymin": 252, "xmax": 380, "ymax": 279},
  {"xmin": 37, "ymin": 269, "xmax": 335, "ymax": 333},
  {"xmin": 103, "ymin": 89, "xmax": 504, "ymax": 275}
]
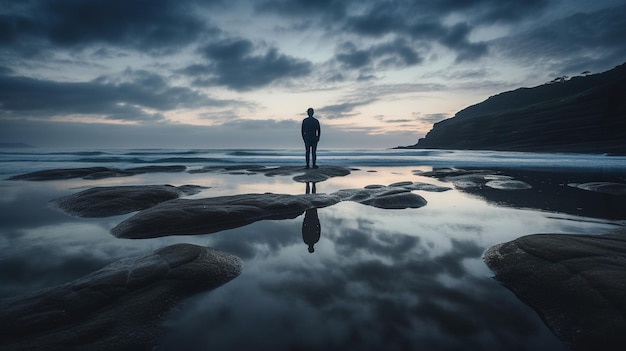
[{"xmin": 76, "ymin": 157, "xmax": 235, "ymax": 164}]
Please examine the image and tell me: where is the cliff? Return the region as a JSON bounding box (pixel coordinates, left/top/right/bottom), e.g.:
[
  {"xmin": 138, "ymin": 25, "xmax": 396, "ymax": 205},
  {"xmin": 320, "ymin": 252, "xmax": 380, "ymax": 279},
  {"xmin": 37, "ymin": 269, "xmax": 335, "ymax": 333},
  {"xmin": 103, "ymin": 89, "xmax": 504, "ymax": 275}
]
[{"xmin": 401, "ymin": 62, "xmax": 626, "ymax": 154}]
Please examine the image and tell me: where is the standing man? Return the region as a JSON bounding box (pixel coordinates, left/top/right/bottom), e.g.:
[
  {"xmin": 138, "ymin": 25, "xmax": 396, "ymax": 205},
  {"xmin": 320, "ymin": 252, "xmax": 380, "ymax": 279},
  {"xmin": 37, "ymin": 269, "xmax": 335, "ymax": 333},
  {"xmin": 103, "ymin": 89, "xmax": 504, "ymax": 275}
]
[{"xmin": 301, "ymin": 107, "xmax": 321, "ymax": 169}]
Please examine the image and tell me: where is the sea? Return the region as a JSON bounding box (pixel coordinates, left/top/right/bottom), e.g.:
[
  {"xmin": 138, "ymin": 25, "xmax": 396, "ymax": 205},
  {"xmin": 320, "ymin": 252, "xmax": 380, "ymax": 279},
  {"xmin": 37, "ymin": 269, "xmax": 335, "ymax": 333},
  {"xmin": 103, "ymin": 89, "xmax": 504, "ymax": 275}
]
[
  {"xmin": 2, "ymin": 148, "xmax": 626, "ymax": 174},
  {"xmin": 1, "ymin": 148, "xmax": 625, "ymax": 350}
]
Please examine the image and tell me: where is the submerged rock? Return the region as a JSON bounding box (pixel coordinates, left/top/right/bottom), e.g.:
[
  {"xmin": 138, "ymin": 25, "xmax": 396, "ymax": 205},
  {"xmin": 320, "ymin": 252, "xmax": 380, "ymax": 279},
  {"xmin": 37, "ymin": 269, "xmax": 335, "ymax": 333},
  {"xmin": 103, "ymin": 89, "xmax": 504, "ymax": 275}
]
[
  {"xmin": 8, "ymin": 165, "xmax": 186, "ymax": 181},
  {"xmin": 51, "ymin": 185, "xmax": 206, "ymax": 217},
  {"xmin": 485, "ymin": 180, "xmax": 532, "ymax": 190},
  {"xmin": 421, "ymin": 167, "xmax": 531, "ymax": 190},
  {"xmin": 568, "ymin": 182, "xmax": 626, "ymax": 196},
  {"xmin": 484, "ymin": 227, "xmax": 626, "ymax": 351},
  {"xmin": 112, "ymin": 182, "xmax": 431, "ymax": 239},
  {"xmin": 190, "ymin": 165, "xmax": 352, "ymax": 183},
  {"xmin": 0, "ymin": 244, "xmax": 242, "ymax": 351}
]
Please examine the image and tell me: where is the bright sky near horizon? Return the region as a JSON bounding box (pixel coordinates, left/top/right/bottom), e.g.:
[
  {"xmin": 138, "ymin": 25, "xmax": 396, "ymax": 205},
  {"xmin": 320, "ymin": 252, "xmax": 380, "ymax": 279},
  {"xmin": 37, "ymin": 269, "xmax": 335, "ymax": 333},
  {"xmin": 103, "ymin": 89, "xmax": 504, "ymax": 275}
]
[{"xmin": 1, "ymin": 0, "xmax": 625, "ymax": 149}]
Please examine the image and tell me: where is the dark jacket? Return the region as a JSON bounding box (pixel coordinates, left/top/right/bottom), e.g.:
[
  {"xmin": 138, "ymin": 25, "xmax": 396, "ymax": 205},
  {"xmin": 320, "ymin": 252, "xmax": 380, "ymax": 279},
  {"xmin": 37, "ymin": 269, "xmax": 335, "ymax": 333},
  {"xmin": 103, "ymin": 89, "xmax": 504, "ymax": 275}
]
[{"xmin": 301, "ymin": 117, "xmax": 321, "ymax": 142}]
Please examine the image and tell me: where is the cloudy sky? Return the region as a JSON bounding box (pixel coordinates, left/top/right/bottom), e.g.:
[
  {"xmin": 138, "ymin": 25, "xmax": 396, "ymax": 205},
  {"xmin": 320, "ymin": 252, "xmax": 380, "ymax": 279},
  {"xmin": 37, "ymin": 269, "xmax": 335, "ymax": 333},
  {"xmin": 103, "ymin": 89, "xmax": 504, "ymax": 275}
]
[{"xmin": 1, "ymin": 0, "xmax": 625, "ymax": 149}]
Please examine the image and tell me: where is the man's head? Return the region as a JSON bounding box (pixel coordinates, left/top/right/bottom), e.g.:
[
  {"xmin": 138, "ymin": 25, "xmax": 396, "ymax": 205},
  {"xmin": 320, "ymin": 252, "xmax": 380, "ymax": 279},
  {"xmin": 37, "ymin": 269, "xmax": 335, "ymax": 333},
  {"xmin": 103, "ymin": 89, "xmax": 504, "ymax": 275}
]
[{"xmin": 307, "ymin": 108, "xmax": 314, "ymax": 117}]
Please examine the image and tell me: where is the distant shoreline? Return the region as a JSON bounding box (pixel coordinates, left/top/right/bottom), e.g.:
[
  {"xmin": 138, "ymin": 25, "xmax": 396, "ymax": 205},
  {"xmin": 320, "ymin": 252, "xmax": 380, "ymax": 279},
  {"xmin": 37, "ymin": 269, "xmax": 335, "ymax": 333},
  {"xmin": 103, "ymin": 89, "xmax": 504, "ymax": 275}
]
[{"xmin": 393, "ymin": 145, "xmax": 626, "ymax": 156}]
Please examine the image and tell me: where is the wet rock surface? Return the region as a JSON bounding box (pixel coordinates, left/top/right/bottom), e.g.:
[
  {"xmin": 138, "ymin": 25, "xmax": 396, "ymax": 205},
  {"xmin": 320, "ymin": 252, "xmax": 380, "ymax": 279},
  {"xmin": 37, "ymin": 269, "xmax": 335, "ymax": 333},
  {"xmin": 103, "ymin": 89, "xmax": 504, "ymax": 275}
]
[
  {"xmin": 420, "ymin": 167, "xmax": 626, "ymax": 220},
  {"xmin": 568, "ymin": 182, "xmax": 626, "ymax": 196},
  {"xmin": 420, "ymin": 167, "xmax": 531, "ymax": 190},
  {"xmin": 0, "ymin": 244, "xmax": 242, "ymax": 351},
  {"xmin": 52, "ymin": 185, "xmax": 206, "ymax": 217},
  {"xmin": 484, "ymin": 227, "xmax": 626, "ymax": 351},
  {"xmin": 8, "ymin": 165, "xmax": 187, "ymax": 181},
  {"xmin": 113, "ymin": 192, "xmax": 337, "ymax": 238},
  {"xmin": 111, "ymin": 182, "xmax": 436, "ymax": 239},
  {"xmin": 190, "ymin": 165, "xmax": 352, "ymax": 183}
]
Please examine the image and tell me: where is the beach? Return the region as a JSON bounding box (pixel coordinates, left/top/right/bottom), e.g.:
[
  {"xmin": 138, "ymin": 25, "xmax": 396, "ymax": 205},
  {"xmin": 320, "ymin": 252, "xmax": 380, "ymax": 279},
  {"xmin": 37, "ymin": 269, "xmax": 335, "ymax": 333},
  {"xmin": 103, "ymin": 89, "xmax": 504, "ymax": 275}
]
[{"xmin": 1, "ymin": 148, "xmax": 625, "ymax": 350}]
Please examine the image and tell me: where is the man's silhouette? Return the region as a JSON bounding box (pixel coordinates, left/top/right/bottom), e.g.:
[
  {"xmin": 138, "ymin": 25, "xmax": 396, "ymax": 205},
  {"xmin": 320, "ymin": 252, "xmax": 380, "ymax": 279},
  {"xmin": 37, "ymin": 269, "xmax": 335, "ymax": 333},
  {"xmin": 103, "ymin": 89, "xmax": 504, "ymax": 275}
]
[
  {"xmin": 302, "ymin": 182, "xmax": 321, "ymax": 253},
  {"xmin": 301, "ymin": 107, "xmax": 320, "ymax": 169}
]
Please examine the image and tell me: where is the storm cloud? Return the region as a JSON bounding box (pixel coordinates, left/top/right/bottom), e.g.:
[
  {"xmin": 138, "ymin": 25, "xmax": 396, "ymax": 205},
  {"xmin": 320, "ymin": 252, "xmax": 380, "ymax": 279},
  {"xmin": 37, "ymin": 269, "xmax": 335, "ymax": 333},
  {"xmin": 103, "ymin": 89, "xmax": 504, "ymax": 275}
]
[
  {"xmin": 183, "ymin": 37, "xmax": 313, "ymax": 91},
  {"xmin": 0, "ymin": 0, "xmax": 624, "ymax": 148},
  {"xmin": 0, "ymin": 69, "xmax": 227, "ymax": 121}
]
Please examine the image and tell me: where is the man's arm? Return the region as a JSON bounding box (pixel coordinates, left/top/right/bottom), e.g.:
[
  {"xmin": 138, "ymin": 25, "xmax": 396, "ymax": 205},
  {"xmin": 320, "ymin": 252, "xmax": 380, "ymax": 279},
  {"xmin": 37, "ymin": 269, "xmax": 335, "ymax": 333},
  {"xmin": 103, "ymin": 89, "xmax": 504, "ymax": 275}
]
[{"xmin": 316, "ymin": 120, "xmax": 321, "ymax": 140}]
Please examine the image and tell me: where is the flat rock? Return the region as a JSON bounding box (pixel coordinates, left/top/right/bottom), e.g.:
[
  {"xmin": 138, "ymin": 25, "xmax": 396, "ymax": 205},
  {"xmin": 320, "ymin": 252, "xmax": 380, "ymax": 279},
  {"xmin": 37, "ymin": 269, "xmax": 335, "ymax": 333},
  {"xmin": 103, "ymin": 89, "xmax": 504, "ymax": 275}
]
[
  {"xmin": 8, "ymin": 165, "xmax": 187, "ymax": 181},
  {"xmin": 568, "ymin": 182, "xmax": 626, "ymax": 196},
  {"xmin": 112, "ymin": 183, "xmax": 428, "ymax": 239},
  {"xmin": 334, "ymin": 187, "xmax": 427, "ymax": 210},
  {"xmin": 421, "ymin": 167, "xmax": 531, "ymax": 190},
  {"xmin": 0, "ymin": 244, "xmax": 242, "ymax": 351},
  {"xmin": 113, "ymin": 193, "xmax": 340, "ymax": 238},
  {"xmin": 485, "ymin": 180, "xmax": 532, "ymax": 190},
  {"xmin": 190, "ymin": 165, "xmax": 351, "ymax": 183},
  {"xmin": 51, "ymin": 185, "xmax": 206, "ymax": 217},
  {"xmin": 484, "ymin": 227, "xmax": 626, "ymax": 351}
]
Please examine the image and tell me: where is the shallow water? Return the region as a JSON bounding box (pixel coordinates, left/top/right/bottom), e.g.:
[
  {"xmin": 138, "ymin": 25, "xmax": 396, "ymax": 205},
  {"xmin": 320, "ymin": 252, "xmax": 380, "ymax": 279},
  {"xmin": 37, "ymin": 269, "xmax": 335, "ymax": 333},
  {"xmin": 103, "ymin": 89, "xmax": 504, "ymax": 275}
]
[{"xmin": 1, "ymin": 148, "xmax": 625, "ymax": 350}]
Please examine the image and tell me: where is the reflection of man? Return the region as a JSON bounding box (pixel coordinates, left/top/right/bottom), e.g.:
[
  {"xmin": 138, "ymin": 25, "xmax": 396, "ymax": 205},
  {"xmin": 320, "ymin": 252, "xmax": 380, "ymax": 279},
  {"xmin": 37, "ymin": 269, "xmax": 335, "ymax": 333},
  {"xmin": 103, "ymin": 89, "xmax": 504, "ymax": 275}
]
[
  {"xmin": 301, "ymin": 108, "xmax": 320, "ymax": 169},
  {"xmin": 302, "ymin": 182, "xmax": 321, "ymax": 253}
]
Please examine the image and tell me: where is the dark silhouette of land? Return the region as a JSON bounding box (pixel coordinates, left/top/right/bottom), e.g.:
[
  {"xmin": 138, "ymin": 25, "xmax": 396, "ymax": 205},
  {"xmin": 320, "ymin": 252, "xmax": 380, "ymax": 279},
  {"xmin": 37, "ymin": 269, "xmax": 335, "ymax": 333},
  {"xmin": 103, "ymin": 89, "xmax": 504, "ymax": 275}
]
[{"xmin": 399, "ymin": 62, "xmax": 626, "ymax": 154}]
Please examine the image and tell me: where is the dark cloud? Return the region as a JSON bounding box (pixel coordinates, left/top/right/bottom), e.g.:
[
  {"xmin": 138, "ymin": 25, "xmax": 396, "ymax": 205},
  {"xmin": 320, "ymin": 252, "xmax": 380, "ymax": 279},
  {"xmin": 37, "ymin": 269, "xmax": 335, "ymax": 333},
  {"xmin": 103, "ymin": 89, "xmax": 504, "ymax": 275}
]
[
  {"xmin": 0, "ymin": 0, "xmax": 219, "ymax": 53},
  {"xmin": 254, "ymin": 0, "xmax": 346, "ymax": 20},
  {"xmin": 319, "ymin": 99, "xmax": 378, "ymax": 119},
  {"xmin": 494, "ymin": 4, "xmax": 626, "ymax": 74},
  {"xmin": 0, "ymin": 69, "xmax": 222, "ymax": 121},
  {"xmin": 446, "ymin": 0, "xmax": 550, "ymax": 25},
  {"xmin": 336, "ymin": 39, "xmax": 423, "ymax": 71},
  {"xmin": 373, "ymin": 39, "xmax": 423, "ymax": 67},
  {"xmin": 183, "ymin": 37, "xmax": 313, "ymax": 91},
  {"xmin": 258, "ymin": 0, "xmax": 555, "ymax": 66},
  {"xmin": 440, "ymin": 22, "xmax": 489, "ymax": 62},
  {"xmin": 336, "ymin": 43, "xmax": 371, "ymax": 69}
]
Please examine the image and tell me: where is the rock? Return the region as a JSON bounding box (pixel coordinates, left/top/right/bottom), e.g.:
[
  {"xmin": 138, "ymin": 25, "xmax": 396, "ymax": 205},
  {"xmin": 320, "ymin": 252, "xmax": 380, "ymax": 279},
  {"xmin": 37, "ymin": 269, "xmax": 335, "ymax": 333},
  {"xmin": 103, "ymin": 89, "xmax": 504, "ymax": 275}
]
[
  {"xmin": 485, "ymin": 180, "xmax": 532, "ymax": 190},
  {"xmin": 484, "ymin": 227, "xmax": 626, "ymax": 351},
  {"xmin": 292, "ymin": 166, "xmax": 351, "ymax": 183},
  {"xmin": 568, "ymin": 182, "xmax": 626, "ymax": 196},
  {"xmin": 112, "ymin": 183, "xmax": 429, "ymax": 239},
  {"xmin": 51, "ymin": 185, "xmax": 206, "ymax": 217},
  {"xmin": 0, "ymin": 244, "xmax": 242, "ymax": 351},
  {"xmin": 334, "ymin": 187, "xmax": 427, "ymax": 210},
  {"xmin": 191, "ymin": 165, "xmax": 352, "ymax": 183},
  {"xmin": 112, "ymin": 193, "xmax": 341, "ymax": 238},
  {"xmin": 388, "ymin": 181, "xmax": 414, "ymax": 187},
  {"xmin": 8, "ymin": 165, "xmax": 187, "ymax": 181},
  {"xmin": 401, "ymin": 182, "xmax": 452, "ymax": 192},
  {"xmin": 8, "ymin": 167, "xmax": 112, "ymax": 181},
  {"xmin": 421, "ymin": 167, "xmax": 531, "ymax": 190}
]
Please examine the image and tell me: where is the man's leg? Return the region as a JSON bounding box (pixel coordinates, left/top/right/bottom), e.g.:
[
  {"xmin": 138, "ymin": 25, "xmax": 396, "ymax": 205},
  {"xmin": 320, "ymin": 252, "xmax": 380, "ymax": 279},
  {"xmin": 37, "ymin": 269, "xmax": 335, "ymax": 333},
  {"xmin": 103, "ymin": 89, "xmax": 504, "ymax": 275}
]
[
  {"xmin": 304, "ymin": 142, "xmax": 311, "ymax": 168},
  {"xmin": 311, "ymin": 142, "xmax": 318, "ymax": 168}
]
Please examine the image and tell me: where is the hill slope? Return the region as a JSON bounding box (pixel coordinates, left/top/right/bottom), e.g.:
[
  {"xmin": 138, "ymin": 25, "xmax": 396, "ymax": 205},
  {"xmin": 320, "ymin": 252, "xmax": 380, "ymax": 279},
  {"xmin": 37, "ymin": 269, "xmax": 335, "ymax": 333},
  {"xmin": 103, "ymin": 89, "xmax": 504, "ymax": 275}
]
[{"xmin": 402, "ymin": 62, "xmax": 626, "ymax": 154}]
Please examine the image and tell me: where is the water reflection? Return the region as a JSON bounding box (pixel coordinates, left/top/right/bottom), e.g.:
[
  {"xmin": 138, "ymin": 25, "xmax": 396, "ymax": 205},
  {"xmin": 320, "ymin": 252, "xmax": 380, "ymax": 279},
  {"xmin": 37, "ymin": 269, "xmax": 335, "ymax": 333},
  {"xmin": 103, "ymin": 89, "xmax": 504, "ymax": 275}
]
[
  {"xmin": 162, "ymin": 203, "xmax": 569, "ymax": 351},
  {"xmin": 302, "ymin": 182, "xmax": 321, "ymax": 253},
  {"xmin": 431, "ymin": 168, "xmax": 626, "ymax": 220},
  {"xmin": 3, "ymin": 164, "xmax": 620, "ymax": 350}
]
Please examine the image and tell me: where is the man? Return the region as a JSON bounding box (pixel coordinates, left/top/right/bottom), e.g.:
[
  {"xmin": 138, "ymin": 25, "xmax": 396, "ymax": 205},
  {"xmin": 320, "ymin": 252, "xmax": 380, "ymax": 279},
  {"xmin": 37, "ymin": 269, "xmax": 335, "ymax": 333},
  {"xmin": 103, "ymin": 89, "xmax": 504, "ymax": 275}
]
[{"xmin": 301, "ymin": 107, "xmax": 321, "ymax": 169}]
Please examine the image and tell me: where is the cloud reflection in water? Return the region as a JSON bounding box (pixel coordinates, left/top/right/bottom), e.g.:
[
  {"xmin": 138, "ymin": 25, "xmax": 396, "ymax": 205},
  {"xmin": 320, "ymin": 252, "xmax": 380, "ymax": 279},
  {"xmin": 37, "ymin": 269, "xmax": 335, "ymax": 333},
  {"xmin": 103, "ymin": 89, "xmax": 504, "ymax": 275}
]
[{"xmin": 159, "ymin": 201, "xmax": 575, "ymax": 350}]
